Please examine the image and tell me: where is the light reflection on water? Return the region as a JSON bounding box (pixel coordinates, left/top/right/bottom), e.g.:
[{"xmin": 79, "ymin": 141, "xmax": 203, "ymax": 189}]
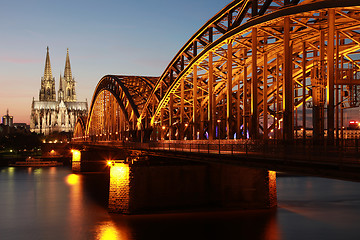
[{"xmin": 0, "ymin": 167, "xmax": 360, "ymax": 240}]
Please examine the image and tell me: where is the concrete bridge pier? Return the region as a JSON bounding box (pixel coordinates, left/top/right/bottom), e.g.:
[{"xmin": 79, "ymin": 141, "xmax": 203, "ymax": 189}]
[
  {"xmin": 71, "ymin": 147, "xmax": 131, "ymax": 173},
  {"xmin": 108, "ymin": 161, "xmax": 277, "ymax": 214}
]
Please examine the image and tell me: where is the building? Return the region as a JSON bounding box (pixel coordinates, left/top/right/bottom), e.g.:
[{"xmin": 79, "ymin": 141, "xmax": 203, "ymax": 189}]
[
  {"xmin": 30, "ymin": 47, "xmax": 88, "ymax": 135},
  {"xmin": 2, "ymin": 109, "xmax": 13, "ymax": 127}
]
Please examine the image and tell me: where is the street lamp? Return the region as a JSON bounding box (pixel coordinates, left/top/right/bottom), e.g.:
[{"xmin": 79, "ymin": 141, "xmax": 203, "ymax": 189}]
[{"xmin": 217, "ymin": 119, "xmax": 221, "ymax": 154}]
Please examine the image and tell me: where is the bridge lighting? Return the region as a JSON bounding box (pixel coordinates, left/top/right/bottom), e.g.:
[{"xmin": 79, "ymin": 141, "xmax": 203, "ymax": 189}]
[{"xmin": 72, "ymin": 150, "xmax": 81, "ymax": 162}]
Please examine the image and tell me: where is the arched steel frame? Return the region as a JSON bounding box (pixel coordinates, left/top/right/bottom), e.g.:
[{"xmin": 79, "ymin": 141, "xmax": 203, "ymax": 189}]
[
  {"xmin": 73, "ymin": 116, "xmax": 87, "ymax": 140},
  {"xmin": 83, "ymin": 75, "xmax": 158, "ymax": 141},
  {"xmin": 76, "ymin": 0, "xmax": 360, "ymax": 143}
]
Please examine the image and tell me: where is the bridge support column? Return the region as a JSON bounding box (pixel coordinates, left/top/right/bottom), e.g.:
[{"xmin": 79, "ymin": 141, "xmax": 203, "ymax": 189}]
[
  {"xmin": 108, "ymin": 161, "xmax": 277, "ymax": 214},
  {"xmin": 193, "ymin": 65, "xmax": 198, "ymax": 140},
  {"xmin": 263, "ymin": 53, "xmax": 268, "ymax": 140},
  {"xmin": 169, "ymin": 93, "xmax": 174, "ymax": 140},
  {"xmin": 250, "ymin": 28, "xmax": 259, "ymax": 139},
  {"xmin": 283, "ymin": 17, "xmax": 294, "ymax": 142},
  {"xmin": 327, "ymin": 9, "xmax": 335, "ymax": 144},
  {"xmin": 227, "ymin": 42, "xmax": 233, "ymax": 139},
  {"xmin": 208, "ymin": 51, "xmax": 215, "ymax": 140},
  {"xmin": 243, "ymin": 48, "xmax": 248, "ymax": 139},
  {"xmin": 180, "ymin": 77, "xmax": 185, "ymax": 140}
]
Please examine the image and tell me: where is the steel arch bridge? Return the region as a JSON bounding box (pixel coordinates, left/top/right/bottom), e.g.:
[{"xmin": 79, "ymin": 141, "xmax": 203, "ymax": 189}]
[{"xmin": 74, "ymin": 0, "xmax": 360, "ymax": 143}]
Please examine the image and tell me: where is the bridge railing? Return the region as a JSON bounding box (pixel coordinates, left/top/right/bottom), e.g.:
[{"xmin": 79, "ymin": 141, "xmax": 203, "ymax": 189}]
[{"xmin": 106, "ymin": 139, "xmax": 360, "ymax": 166}]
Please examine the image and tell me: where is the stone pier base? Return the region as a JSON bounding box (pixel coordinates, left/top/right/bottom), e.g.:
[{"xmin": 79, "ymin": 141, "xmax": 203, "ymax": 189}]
[{"xmin": 108, "ymin": 161, "xmax": 277, "ymax": 214}]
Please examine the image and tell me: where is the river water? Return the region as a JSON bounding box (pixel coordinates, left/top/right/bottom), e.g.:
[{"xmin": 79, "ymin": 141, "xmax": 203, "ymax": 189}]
[{"xmin": 0, "ymin": 166, "xmax": 360, "ymax": 240}]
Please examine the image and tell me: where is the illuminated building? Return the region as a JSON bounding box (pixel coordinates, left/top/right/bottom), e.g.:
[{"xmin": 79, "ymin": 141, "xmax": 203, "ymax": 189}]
[
  {"xmin": 30, "ymin": 47, "xmax": 88, "ymax": 135},
  {"xmin": 2, "ymin": 109, "xmax": 13, "ymax": 127}
]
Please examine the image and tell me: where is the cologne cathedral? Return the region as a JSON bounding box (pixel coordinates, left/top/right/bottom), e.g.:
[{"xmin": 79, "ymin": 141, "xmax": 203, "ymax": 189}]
[{"xmin": 30, "ymin": 47, "xmax": 88, "ymax": 135}]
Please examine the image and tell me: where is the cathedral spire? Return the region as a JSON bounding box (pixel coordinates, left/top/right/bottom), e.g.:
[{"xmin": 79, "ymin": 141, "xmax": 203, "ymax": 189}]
[
  {"xmin": 64, "ymin": 48, "xmax": 72, "ymax": 80},
  {"xmin": 44, "ymin": 46, "xmax": 53, "ymax": 80}
]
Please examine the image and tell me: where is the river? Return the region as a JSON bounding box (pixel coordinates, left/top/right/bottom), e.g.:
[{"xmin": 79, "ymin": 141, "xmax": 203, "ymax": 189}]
[{"xmin": 0, "ymin": 166, "xmax": 359, "ymax": 240}]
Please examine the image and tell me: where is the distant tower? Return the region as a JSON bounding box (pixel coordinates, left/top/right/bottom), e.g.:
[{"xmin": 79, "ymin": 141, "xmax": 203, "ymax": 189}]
[
  {"xmin": 2, "ymin": 109, "xmax": 13, "ymax": 127},
  {"xmin": 39, "ymin": 47, "xmax": 56, "ymax": 101},
  {"xmin": 59, "ymin": 48, "xmax": 76, "ymax": 102}
]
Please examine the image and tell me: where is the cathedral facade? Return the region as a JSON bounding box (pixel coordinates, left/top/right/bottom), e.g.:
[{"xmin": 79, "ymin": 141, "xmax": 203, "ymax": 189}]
[{"xmin": 30, "ymin": 47, "xmax": 88, "ymax": 135}]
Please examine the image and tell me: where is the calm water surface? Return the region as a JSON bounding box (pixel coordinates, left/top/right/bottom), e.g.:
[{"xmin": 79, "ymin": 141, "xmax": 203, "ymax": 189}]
[{"xmin": 1, "ymin": 166, "xmax": 360, "ymax": 240}]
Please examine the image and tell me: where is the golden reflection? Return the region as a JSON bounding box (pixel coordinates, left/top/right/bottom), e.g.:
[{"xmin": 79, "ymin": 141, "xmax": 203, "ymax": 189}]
[
  {"xmin": 66, "ymin": 174, "xmax": 80, "ymax": 185},
  {"xmin": 263, "ymin": 211, "xmax": 281, "ymax": 240},
  {"xmin": 96, "ymin": 222, "xmax": 122, "ymax": 240}
]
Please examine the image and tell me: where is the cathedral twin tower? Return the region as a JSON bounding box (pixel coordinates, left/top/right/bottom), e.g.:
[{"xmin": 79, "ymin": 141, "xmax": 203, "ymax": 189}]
[{"xmin": 30, "ymin": 47, "xmax": 88, "ymax": 135}]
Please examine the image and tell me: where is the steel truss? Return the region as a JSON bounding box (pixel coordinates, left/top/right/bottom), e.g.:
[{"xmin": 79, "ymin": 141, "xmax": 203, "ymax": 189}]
[{"xmin": 74, "ymin": 0, "xmax": 360, "ymax": 143}]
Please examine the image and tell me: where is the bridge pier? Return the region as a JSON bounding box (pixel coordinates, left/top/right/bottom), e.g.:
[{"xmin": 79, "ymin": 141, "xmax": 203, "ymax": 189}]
[
  {"xmin": 108, "ymin": 160, "xmax": 277, "ymax": 214},
  {"xmin": 71, "ymin": 147, "xmax": 131, "ymax": 173}
]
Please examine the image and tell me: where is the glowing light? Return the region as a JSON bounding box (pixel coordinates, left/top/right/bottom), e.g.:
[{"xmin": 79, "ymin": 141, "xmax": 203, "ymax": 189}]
[
  {"xmin": 162, "ymin": 126, "xmax": 166, "ymax": 130},
  {"xmin": 184, "ymin": 123, "xmax": 188, "ymax": 127},
  {"xmin": 66, "ymin": 174, "xmax": 80, "ymax": 185},
  {"xmin": 107, "ymin": 161, "xmax": 114, "ymax": 167},
  {"xmin": 72, "ymin": 150, "xmax": 81, "ymax": 162},
  {"xmin": 95, "ymin": 221, "xmax": 128, "ymax": 240},
  {"xmin": 50, "ymin": 150, "xmax": 55, "ymax": 154},
  {"xmin": 217, "ymin": 119, "xmax": 221, "ymax": 123}
]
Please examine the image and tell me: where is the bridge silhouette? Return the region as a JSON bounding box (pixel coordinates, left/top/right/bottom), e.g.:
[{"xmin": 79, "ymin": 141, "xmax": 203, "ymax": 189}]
[{"xmin": 71, "ymin": 0, "xmax": 360, "ymax": 180}]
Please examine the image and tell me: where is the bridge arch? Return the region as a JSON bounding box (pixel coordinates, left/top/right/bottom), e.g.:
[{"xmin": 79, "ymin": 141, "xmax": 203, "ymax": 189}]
[
  {"xmin": 76, "ymin": 0, "xmax": 360, "ymax": 143},
  {"xmin": 73, "ymin": 116, "xmax": 87, "ymax": 140},
  {"xmin": 140, "ymin": 0, "xmax": 360, "ymax": 141},
  {"xmin": 84, "ymin": 75, "xmax": 157, "ymax": 141}
]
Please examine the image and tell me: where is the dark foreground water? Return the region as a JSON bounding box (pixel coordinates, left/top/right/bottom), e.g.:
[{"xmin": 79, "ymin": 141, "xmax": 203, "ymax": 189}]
[{"xmin": 1, "ymin": 167, "xmax": 360, "ymax": 240}]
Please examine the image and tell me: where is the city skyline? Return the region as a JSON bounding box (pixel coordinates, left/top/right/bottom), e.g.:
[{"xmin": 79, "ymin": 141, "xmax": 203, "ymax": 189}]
[{"xmin": 0, "ymin": 0, "xmax": 231, "ymax": 124}]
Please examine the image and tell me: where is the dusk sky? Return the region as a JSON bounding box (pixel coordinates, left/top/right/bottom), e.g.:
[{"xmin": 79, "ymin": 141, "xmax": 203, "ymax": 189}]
[{"xmin": 0, "ymin": 0, "xmax": 231, "ymax": 124}]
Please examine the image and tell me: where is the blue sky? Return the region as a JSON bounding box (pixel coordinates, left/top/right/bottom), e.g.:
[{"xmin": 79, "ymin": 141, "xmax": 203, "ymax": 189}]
[{"xmin": 0, "ymin": 0, "xmax": 231, "ymax": 123}]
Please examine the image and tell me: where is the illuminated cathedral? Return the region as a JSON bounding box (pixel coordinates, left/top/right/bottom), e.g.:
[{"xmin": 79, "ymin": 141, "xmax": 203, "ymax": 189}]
[{"xmin": 30, "ymin": 47, "xmax": 88, "ymax": 135}]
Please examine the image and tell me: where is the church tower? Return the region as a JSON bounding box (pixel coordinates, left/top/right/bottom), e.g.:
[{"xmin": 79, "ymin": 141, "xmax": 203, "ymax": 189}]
[
  {"xmin": 59, "ymin": 48, "xmax": 76, "ymax": 102},
  {"xmin": 39, "ymin": 47, "xmax": 56, "ymax": 101}
]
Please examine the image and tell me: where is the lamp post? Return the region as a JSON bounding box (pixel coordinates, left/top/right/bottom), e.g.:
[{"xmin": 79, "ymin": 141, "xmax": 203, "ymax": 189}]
[{"xmin": 217, "ymin": 119, "xmax": 221, "ymax": 154}]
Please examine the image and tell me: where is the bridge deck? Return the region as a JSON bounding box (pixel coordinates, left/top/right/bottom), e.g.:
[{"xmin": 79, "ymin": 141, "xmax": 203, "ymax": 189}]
[{"xmin": 72, "ymin": 140, "xmax": 360, "ymax": 182}]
